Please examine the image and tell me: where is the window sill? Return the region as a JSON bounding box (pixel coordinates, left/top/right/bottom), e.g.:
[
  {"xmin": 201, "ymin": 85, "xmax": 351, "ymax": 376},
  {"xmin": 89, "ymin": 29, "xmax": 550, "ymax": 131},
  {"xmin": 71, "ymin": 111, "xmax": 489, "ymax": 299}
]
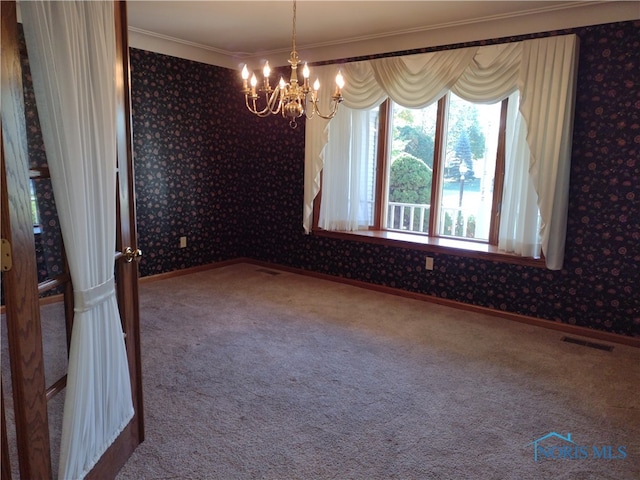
[{"xmin": 312, "ymin": 228, "xmax": 546, "ymax": 268}]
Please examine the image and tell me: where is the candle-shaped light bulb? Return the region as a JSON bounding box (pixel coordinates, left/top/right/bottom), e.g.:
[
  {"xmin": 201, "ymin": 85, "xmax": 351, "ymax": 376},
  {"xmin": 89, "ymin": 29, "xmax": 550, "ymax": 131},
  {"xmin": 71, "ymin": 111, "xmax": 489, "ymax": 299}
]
[
  {"xmin": 279, "ymin": 77, "xmax": 286, "ymax": 89},
  {"xmin": 261, "ymin": 61, "xmax": 271, "ymax": 90},
  {"xmin": 302, "ymin": 62, "xmax": 310, "ymax": 89},
  {"xmin": 336, "ymin": 70, "xmax": 345, "ymax": 90},
  {"xmin": 250, "ymin": 73, "xmax": 257, "ymax": 96},
  {"xmin": 241, "ymin": 64, "xmax": 250, "ymax": 90},
  {"xmin": 313, "ymin": 79, "xmax": 320, "ymax": 91}
]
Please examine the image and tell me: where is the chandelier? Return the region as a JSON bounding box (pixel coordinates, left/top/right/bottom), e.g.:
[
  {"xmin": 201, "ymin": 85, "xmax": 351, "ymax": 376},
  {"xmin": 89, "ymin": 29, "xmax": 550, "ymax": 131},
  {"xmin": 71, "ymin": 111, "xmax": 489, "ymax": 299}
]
[{"xmin": 240, "ymin": 0, "xmax": 344, "ymax": 128}]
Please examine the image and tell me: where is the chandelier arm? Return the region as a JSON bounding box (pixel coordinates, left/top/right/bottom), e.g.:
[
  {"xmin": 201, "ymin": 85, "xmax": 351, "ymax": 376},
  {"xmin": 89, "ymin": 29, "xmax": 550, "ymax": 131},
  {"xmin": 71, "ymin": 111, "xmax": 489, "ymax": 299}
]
[
  {"xmin": 265, "ymin": 87, "xmax": 289, "ymax": 116},
  {"xmin": 303, "ymin": 93, "xmax": 315, "ymax": 120},
  {"xmin": 246, "ymin": 94, "xmax": 279, "ymax": 117},
  {"xmin": 309, "ymin": 97, "xmax": 343, "ymax": 120},
  {"xmin": 245, "ymin": 95, "xmax": 259, "ymax": 114},
  {"xmin": 256, "ymin": 101, "xmax": 279, "ymax": 117},
  {"xmin": 268, "ymin": 87, "xmax": 284, "ymax": 115}
]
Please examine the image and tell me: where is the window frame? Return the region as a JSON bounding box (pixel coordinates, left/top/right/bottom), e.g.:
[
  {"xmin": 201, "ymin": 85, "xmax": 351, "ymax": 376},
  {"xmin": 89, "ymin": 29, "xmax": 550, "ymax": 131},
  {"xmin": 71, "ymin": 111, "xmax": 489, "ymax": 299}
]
[{"xmin": 313, "ymin": 94, "xmax": 546, "ymax": 268}]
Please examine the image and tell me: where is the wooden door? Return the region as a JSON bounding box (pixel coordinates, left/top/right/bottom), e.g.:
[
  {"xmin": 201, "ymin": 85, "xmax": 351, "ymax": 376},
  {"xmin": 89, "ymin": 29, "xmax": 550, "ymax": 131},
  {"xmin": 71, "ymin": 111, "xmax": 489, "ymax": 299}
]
[{"xmin": 0, "ymin": 1, "xmax": 143, "ymax": 478}]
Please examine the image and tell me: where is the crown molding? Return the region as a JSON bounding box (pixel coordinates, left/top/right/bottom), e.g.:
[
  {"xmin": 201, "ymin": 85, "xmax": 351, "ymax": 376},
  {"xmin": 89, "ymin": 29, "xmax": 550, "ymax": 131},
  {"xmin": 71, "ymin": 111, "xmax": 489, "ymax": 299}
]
[{"xmin": 128, "ymin": 1, "xmax": 640, "ymax": 71}]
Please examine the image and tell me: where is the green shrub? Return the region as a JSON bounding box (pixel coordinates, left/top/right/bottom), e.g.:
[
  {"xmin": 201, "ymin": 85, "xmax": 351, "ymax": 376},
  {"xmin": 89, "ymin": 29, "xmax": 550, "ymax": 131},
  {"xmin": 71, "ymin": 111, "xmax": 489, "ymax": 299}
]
[{"xmin": 388, "ymin": 153, "xmax": 432, "ymax": 204}]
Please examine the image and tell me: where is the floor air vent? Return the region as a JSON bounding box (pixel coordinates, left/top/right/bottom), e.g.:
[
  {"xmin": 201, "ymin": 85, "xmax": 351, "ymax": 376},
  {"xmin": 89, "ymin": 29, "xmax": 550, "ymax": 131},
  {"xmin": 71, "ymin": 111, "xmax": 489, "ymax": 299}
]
[
  {"xmin": 562, "ymin": 336, "xmax": 613, "ymax": 352},
  {"xmin": 256, "ymin": 268, "xmax": 282, "ymax": 276}
]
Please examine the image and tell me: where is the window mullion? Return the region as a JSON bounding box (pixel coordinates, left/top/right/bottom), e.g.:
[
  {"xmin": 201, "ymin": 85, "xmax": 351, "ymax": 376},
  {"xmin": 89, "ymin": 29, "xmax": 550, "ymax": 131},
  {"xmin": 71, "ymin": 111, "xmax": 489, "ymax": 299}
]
[
  {"xmin": 374, "ymin": 99, "xmax": 391, "ymax": 230},
  {"xmin": 429, "ymin": 95, "xmax": 448, "ymax": 236},
  {"xmin": 488, "ymin": 98, "xmax": 508, "ymax": 245}
]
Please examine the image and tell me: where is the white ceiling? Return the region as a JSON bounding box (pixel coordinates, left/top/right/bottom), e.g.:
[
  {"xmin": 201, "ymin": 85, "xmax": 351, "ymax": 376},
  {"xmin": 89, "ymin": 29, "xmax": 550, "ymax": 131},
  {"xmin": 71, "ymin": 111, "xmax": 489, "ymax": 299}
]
[{"xmin": 126, "ymin": 1, "xmax": 640, "ymax": 69}]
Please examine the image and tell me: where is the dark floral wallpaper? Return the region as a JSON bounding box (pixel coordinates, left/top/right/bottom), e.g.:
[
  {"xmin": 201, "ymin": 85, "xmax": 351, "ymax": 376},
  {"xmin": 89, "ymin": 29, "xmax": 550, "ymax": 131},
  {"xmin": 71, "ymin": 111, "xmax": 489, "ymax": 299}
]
[
  {"xmin": 129, "ymin": 52, "xmax": 304, "ymax": 276},
  {"xmin": 12, "ymin": 20, "xmax": 637, "ymax": 338},
  {"xmin": 130, "ymin": 20, "xmax": 638, "ymax": 337},
  {"xmin": 129, "ymin": 50, "xmax": 249, "ymax": 276}
]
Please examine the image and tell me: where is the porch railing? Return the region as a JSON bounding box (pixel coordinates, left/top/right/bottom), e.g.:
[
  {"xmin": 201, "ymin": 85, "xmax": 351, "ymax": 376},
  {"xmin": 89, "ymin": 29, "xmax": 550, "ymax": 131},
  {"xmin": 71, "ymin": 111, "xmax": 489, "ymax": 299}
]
[
  {"xmin": 386, "ymin": 202, "xmax": 430, "ymax": 233},
  {"xmin": 386, "ymin": 202, "xmax": 474, "ymax": 238}
]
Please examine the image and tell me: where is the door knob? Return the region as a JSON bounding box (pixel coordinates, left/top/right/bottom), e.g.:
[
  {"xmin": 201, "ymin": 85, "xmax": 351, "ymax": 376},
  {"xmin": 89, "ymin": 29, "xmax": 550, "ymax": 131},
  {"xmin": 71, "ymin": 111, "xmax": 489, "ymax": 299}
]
[{"xmin": 123, "ymin": 246, "xmax": 142, "ymax": 263}]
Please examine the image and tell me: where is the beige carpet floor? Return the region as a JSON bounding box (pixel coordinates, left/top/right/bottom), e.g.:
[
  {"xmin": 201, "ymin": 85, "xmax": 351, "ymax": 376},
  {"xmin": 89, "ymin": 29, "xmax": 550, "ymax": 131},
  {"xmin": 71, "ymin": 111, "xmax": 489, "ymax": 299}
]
[
  {"xmin": 116, "ymin": 263, "xmax": 639, "ymax": 479},
  {"xmin": 3, "ymin": 262, "xmax": 640, "ymax": 479}
]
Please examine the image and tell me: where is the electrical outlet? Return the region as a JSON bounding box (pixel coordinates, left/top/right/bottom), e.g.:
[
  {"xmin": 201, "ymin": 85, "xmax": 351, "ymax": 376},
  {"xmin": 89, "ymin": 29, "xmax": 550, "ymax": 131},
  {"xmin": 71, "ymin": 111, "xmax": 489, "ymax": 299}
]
[
  {"xmin": 425, "ymin": 257, "xmax": 434, "ymax": 270},
  {"xmin": 179, "ymin": 236, "xmax": 187, "ymax": 248}
]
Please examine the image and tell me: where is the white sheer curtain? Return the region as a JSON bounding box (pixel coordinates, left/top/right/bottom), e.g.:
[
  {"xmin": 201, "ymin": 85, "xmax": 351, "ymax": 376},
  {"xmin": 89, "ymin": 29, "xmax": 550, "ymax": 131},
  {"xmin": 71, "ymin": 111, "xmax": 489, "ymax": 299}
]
[
  {"xmin": 518, "ymin": 36, "xmax": 579, "ymax": 270},
  {"xmin": 303, "ymin": 65, "xmax": 334, "ymax": 233},
  {"xmin": 499, "ymin": 92, "xmax": 541, "ymax": 257},
  {"xmin": 318, "ymin": 106, "xmax": 378, "ymax": 230},
  {"xmin": 21, "ymin": 2, "xmax": 134, "ymax": 479},
  {"xmin": 304, "ymin": 35, "xmax": 578, "ymax": 270}
]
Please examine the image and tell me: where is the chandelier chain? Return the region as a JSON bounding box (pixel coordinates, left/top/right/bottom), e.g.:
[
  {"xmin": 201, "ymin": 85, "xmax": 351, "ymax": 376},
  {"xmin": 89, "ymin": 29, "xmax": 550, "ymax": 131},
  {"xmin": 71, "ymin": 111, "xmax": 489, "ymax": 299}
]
[{"xmin": 292, "ymin": 0, "xmax": 296, "ymax": 55}]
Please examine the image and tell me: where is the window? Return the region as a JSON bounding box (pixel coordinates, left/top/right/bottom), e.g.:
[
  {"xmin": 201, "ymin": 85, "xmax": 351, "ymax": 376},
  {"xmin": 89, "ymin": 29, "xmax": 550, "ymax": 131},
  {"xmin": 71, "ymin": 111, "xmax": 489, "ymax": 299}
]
[
  {"xmin": 317, "ymin": 92, "xmax": 515, "ymax": 253},
  {"xmin": 306, "ymin": 35, "xmax": 578, "ymax": 269},
  {"xmin": 370, "ymin": 93, "xmax": 506, "ymax": 245}
]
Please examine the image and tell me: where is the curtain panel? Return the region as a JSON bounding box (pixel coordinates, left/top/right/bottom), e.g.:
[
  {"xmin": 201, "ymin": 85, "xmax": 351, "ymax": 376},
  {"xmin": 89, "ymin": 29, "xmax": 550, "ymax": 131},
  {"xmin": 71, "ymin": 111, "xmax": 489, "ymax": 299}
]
[
  {"xmin": 21, "ymin": 2, "xmax": 134, "ymax": 479},
  {"xmin": 304, "ymin": 35, "xmax": 578, "ymax": 270},
  {"xmin": 317, "ymin": 107, "xmax": 379, "ymax": 231},
  {"xmin": 303, "ymin": 65, "xmax": 334, "ymax": 234}
]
